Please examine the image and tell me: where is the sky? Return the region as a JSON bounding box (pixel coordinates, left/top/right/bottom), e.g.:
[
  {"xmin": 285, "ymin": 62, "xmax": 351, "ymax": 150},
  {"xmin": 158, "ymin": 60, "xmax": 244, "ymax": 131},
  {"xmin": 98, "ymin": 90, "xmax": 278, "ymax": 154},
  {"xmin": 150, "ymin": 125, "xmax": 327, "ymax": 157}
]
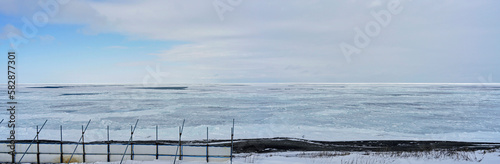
[{"xmin": 0, "ymin": 0, "xmax": 499, "ymax": 84}]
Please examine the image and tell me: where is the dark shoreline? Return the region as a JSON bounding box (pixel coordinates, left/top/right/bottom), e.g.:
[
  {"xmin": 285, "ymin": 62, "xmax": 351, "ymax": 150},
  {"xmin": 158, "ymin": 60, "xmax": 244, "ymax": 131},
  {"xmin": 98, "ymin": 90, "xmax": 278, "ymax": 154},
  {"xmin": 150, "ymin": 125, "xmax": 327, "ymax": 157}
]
[
  {"xmin": 228, "ymin": 137, "xmax": 500, "ymax": 153},
  {"xmin": 3, "ymin": 137, "xmax": 499, "ymax": 153}
]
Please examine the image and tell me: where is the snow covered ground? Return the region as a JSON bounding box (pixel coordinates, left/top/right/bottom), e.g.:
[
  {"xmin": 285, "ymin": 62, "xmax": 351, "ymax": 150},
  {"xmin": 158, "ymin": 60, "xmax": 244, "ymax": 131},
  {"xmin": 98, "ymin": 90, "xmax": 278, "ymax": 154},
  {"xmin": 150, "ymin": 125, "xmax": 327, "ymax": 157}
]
[{"xmin": 94, "ymin": 150, "xmax": 500, "ymax": 164}]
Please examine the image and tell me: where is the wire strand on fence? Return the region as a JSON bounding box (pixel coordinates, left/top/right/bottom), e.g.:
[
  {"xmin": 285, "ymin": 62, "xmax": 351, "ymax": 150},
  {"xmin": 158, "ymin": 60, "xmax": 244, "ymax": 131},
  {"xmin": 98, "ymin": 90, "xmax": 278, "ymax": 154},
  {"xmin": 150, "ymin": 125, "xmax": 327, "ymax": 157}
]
[
  {"xmin": 67, "ymin": 119, "xmax": 91, "ymax": 164},
  {"xmin": 173, "ymin": 119, "xmax": 185, "ymax": 164},
  {"xmin": 19, "ymin": 120, "xmax": 48, "ymax": 163},
  {"xmin": 120, "ymin": 119, "xmax": 139, "ymax": 164}
]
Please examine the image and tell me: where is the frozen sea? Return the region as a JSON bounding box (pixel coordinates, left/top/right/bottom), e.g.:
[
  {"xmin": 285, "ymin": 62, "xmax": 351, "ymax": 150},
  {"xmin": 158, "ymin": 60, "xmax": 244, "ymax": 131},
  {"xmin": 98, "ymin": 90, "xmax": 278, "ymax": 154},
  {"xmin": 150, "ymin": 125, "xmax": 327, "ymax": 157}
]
[{"xmin": 1, "ymin": 83, "xmax": 500, "ymax": 142}]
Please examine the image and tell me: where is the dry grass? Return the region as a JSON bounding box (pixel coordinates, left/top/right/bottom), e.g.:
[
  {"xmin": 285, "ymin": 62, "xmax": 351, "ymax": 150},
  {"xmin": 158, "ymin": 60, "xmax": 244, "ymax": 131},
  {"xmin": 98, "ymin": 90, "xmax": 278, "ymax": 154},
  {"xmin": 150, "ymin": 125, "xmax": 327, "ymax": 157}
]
[
  {"xmin": 341, "ymin": 157, "xmax": 395, "ymax": 164},
  {"xmin": 340, "ymin": 149, "xmax": 495, "ymax": 164},
  {"xmin": 238, "ymin": 149, "xmax": 498, "ymax": 164},
  {"xmin": 54, "ymin": 155, "xmax": 81, "ymax": 163},
  {"xmin": 295, "ymin": 151, "xmax": 351, "ymax": 158},
  {"xmin": 371, "ymin": 150, "xmax": 484, "ymax": 162},
  {"xmin": 241, "ymin": 153, "xmax": 260, "ymax": 163}
]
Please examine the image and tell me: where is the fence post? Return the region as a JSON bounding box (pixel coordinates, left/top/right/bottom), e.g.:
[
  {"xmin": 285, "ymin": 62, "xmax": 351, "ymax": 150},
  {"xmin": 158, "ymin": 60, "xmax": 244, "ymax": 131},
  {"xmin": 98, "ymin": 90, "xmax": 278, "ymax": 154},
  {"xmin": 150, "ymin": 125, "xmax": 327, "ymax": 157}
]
[
  {"xmin": 36, "ymin": 126, "xmax": 40, "ymax": 164},
  {"xmin": 181, "ymin": 120, "xmax": 185, "ymax": 161},
  {"xmin": 120, "ymin": 119, "xmax": 139, "ymax": 164},
  {"xmin": 11, "ymin": 139, "xmax": 15, "ymax": 163},
  {"xmin": 231, "ymin": 119, "xmax": 234, "ymax": 164},
  {"xmin": 60, "ymin": 125, "xmax": 63, "ymax": 163},
  {"xmin": 173, "ymin": 119, "xmax": 185, "ymax": 164},
  {"xmin": 68, "ymin": 119, "xmax": 91, "ymax": 164},
  {"xmin": 107, "ymin": 125, "xmax": 110, "ymax": 162},
  {"xmin": 82, "ymin": 125, "xmax": 86, "ymax": 162},
  {"xmin": 131, "ymin": 125, "xmax": 134, "ymax": 160},
  {"xmin": 156, "ymin": 125, "xmax": 159, "ymax": 159},
  {"xmin": 206, "ymin": 127, "xmax": 209, "ymax": 163},
  {"xmin": 179, "ymin": 126, "xmax": 183, "ymax": 160}
]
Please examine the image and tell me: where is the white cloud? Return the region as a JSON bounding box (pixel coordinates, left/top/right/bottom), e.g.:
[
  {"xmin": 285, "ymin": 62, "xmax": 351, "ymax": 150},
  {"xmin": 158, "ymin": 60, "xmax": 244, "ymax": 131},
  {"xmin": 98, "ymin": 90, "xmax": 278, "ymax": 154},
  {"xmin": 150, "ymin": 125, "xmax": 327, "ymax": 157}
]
[
  {"xmin": 0, "ymin": 24, "xmax": 22, "ymax": 39},
  {"xmin": 3, "ymin": 0, "xmax": 499, "ymax": 83},
  {"xmin": 368, "ymin": 0, "xmax": 383, "ymax": 8},
  {"xmin": 59, "ymin": 0, "xmax": 359, "ymax": 82},
  {"xmin": 0, "ymin": 0, "xmax": 39, "ymax": 15},
  {"xmin": 106, "ymin": 45, "xmax": 128, "ymax": 49},
  {"xmin": 39, "ymin": 34, "xmax": 55, "ymax": 42}
]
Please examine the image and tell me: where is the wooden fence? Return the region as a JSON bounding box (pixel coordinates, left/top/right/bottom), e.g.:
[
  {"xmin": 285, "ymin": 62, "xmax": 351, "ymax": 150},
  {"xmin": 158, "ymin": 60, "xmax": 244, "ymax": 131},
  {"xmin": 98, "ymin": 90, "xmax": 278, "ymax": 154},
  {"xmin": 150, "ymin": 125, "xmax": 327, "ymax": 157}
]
[{"xmin": 0, "ymin": 119, "xmax": 235, "ymax": 163}]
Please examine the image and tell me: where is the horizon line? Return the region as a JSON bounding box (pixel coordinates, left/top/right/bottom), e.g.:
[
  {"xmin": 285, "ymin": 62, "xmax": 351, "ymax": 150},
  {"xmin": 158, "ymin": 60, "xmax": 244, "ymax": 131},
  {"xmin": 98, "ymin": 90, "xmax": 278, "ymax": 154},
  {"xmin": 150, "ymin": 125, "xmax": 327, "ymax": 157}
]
[{"xmin": 4, "ymin": 82, "xmax": 500, "ymax": 85}]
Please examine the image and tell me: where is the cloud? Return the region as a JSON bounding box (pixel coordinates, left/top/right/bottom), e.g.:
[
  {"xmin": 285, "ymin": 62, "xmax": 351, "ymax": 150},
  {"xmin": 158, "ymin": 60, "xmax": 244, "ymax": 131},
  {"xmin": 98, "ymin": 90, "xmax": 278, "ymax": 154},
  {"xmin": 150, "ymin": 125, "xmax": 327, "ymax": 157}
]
[
  {"xmin": 0, "ymin": 24, "xmax": 22, "ymax": 40},
  {"xmin": 368, "ymin": 0, "xmax": 383, "ymax": 8},
  {"xmin": 48, "ymin": 0, "xmax": 358, "ymax": 82},
  {"xmin": 106, "ymin": 45, "xmax": 128, "ymax": 49},
  {"xmin": 61, "ymin": 1, "xmax": 500, "ymax": 82},
  {"xmin": 39, "ymin": 34, "xmax": 55, "ymax": 42},
  {"xmin": 3, "ymin": 0, "xmax": 499, "ymax": 83},
  {"xmin": 0, "ymin": 0, "xmax": 39, "ymax": 15}
]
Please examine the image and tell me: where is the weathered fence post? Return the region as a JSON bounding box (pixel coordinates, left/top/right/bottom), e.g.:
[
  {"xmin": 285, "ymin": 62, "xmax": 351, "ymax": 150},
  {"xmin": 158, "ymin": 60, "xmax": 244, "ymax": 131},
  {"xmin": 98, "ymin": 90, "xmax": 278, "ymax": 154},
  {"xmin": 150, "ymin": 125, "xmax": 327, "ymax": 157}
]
[
  {"xmin": 107, "ymin": 125, "xmax": 110, "ymax": 162},
  {"xmin": 60, "ymin": 125, "xmax": 63, "ymax": 163},
  {"xmin": 179, "ymin": 126, "xmax": 183, "ymax": 160},
  {"xmin": 131, "ymin": 125, "xmax": 134, "ymax": 160},
  {"xmin": 8, "ymin": 120, "xmax": 14, "ymax": 163},
  {"xmin": 173, "ymin": 119, "xmax": 185, "ymax": 164},
  {"xmin": 82, "ymin": 125, "xmax": 86, "ymax": 162},
  {"xmin": 36, "ymin": 126, "xmax": 40, "ymax": 164},
  {"xmin": 68, "ymin": 119, "xmax": 91, "ymax": 164},
  {"xmin": 231, "ymin": 119, "xmax": 234, "ymax": 164},
  {"xmin": 206, "ymin": 127, "xmax": 209, "ymax": 163},
  {"xmin": 11, "ymin": 139, "xmax": 15, "ymax": 163},
  {"xmin": 156, "ymin": 125, "xmax": 159, "ymax": 159},
  {"xmin": 2, "ymin": 118, "xmax": 14, "ymax": 163},
  {"xmin": 120, "ymin": 119, "xmax": 139, "ymax": 164}
]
